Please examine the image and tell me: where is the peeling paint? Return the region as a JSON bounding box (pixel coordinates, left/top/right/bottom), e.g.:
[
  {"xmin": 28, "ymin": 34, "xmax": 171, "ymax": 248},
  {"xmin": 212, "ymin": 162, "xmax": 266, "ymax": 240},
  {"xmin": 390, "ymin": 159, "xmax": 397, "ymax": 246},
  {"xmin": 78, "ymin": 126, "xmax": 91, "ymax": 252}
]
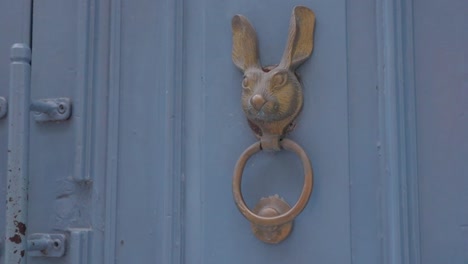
[
  {"xmin": 9, "ymin": 234, "xmax": 22, "ymax": 244},
  {"xmin": 14, "ymin": 221, "xmax": 26, "ymax": 235}
]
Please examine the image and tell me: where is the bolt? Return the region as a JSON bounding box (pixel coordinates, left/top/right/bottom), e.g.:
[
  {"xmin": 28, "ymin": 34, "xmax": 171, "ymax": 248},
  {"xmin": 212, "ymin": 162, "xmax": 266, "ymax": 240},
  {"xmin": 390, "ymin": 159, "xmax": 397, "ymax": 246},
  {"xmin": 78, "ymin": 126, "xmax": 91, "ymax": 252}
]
[{"xmin": 57, "ymin": 103, "xmax": 66, "ymax": 114}]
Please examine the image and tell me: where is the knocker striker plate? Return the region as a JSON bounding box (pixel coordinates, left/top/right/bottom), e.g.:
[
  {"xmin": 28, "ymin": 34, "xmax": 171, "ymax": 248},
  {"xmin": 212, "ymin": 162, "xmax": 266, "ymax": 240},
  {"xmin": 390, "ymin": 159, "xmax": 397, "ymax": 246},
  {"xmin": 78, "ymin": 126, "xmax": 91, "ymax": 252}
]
[
  {"xmin": 232, "ymin": 139, "xmax": 313, "ymax": 244},
  {"xmin": 251, "ymin": 195, "xmax": 293, "ymax": 244}
]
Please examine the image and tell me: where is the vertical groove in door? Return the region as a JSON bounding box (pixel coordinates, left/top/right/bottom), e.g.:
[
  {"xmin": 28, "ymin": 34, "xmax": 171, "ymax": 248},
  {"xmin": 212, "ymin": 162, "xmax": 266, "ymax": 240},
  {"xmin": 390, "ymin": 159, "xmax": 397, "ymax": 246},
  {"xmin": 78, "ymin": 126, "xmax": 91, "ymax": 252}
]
[
  {"xmin": 344, "ymin": 0, "xmax": 354, "ymax": 262},
  {"xmin": 182, "ymin": 0, "xmax": 206, "ymax": 262},
  {"xmin": 161, "ymin": 0, "xmax": 185, "ymax": 263},
  {"xmin": 399, "ymin": 0, "xmax": 421, "ymax": 262},
  {"xmin": 376, "ymin": 0, "xmax": 420, "ymax": 263},
  {"xmin": 74, "ymin": 0, "xmax": 95, "ymax": 182},
  {"xmin": 346, "ymin": 0, "xmax": 381, "ymax": 262},
  {"xmin": 104, "ymin": 0, "xmax": 121, "ymax": 262},
  {"xmin": 29, "ymin": 0, "xmax": 33, "ymax": 48},
  {"xmin": 198, "ymin": 1, "xmax": 207, "ymax": 263}
]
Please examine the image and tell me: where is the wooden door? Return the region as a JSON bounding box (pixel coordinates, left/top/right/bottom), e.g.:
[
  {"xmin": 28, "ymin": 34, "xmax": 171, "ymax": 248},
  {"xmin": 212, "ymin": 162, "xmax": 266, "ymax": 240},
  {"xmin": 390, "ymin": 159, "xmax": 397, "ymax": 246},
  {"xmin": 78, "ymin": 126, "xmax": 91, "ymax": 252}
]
[{"xmin": 1, "ymin": 0, "xmax": 466, "ymax": 263}]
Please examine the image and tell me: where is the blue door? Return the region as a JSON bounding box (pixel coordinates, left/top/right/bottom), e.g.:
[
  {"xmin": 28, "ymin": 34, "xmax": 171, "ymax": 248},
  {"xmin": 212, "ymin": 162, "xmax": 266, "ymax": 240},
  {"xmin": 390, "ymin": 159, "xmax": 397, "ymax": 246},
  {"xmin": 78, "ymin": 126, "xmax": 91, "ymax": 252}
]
[{"xmin": 1, "ymin": 0, "xmax": 467, "ymax": 263}]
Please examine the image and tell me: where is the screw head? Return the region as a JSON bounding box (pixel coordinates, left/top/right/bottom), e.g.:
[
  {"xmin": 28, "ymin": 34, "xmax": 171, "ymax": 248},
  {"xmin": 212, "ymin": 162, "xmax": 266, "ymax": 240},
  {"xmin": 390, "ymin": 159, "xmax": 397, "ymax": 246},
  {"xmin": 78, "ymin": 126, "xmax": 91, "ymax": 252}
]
[
  {"xmin": 53, "ymin": 240, "xmax": 60, "ymax": 248},
  {"xmin": 57, "ymin": 103, "xmax": 66, "ymax": 114}
]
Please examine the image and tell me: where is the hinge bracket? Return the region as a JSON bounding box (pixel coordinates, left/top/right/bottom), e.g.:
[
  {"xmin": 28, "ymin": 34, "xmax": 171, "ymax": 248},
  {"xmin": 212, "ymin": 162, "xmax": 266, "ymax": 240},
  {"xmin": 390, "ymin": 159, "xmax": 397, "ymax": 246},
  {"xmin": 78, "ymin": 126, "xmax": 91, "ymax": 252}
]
[
  {"xmin": 30, "ymin": 97, "xmax": 72, "ymax": 122},
  {"xmin": 27, "ymin": 233, "xmax": 66, "ymax": 257}
]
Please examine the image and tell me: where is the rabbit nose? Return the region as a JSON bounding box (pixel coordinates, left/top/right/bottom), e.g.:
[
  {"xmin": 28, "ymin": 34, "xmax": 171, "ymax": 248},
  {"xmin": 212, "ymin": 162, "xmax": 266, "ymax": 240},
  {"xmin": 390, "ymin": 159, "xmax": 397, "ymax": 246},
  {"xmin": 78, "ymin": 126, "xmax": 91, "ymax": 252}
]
[{"xmin": 251, "ymin": 94, "xmax": 266, "ymax": 110}]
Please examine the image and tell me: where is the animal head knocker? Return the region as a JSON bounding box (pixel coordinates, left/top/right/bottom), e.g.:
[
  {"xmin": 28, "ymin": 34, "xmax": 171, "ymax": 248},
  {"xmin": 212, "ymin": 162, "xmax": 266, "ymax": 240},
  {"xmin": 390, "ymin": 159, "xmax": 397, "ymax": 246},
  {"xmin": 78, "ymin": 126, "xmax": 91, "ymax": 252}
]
[
  {"xmin": 231, "ymin": 7, "xmax": 316, "ymax": 243},
  {"xmin": 231, "ymin": 6, "xmax": 315, "ymax": 150}
]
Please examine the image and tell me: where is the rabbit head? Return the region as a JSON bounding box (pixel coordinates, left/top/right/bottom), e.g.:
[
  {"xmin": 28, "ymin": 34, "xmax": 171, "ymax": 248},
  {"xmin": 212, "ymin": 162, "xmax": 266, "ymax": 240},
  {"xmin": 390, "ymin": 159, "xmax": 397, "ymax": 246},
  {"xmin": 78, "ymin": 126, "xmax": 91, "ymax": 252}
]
[{"xmin": 231, "ymin": 6, "xmax": 315, "ymax": 150}]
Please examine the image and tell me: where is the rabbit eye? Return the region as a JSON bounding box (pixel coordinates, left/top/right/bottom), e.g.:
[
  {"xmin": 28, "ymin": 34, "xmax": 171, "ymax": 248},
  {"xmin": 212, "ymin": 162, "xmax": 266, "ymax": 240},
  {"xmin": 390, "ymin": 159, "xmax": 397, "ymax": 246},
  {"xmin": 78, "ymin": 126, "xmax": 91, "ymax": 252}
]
[
  {"xmin": 242, "ymin": 77, "xmax": 251, "ymax": 89},
  {"xmin": 272, "ymin": 72, "xmax": 288, "ymax": 88}
]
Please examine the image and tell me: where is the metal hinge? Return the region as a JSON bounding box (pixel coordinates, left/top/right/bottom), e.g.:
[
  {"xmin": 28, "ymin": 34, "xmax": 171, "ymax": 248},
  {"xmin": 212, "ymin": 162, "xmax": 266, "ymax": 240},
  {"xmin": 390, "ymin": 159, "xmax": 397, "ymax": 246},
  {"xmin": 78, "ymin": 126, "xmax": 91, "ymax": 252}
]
[
  {"xmin": 26, "ymin": 229, "xmax": 90, "ymax": 261},
  {"xmin": 0, "ymin": 96, "xmax": 72, "ymax": 121},
  {"xmin": 27, "ymin": 233, "xmax": 66, "ymax": 257},
  {"xmin": 9, "ymin": 228, "xmax": 90, "ymax": 260},
  {"xmin": 30, "ymin": 97, "xmax": 72, "ymax": 122}
]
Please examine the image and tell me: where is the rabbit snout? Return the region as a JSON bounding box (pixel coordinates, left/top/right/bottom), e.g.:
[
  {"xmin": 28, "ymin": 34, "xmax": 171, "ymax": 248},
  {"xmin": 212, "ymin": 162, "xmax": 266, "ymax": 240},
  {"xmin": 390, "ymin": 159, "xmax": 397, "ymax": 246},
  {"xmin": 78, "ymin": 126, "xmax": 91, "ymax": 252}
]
[
  {"xmin": 245, "ymin": 93, "xmax": 281, "ymax": 121},
  {"xmin": 250, "ymin": 94, "xmax": 266, "ymax": 110}
]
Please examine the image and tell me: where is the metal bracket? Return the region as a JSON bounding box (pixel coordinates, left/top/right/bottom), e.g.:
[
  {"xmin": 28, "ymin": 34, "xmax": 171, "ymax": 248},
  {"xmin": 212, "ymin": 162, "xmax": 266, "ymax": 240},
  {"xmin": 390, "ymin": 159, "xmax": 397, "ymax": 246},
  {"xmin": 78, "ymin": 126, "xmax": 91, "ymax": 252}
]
[
  {"xmin": 30, "ymin": 98, "xmax": 72, "ymax": 122},
  {"xmin": 0, "ymin": 96, "xmax": 7, "ymax": 119},
  {"xmin": 27, "ymin": 233, "xmax": 66, "ymax": 257}
]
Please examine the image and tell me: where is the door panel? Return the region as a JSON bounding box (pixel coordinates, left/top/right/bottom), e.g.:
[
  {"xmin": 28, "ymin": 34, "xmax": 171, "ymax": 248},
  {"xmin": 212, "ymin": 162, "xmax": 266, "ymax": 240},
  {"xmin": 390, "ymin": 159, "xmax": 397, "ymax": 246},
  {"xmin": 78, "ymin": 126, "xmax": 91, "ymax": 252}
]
[
  {"xmin": 184, "ymin": 0, "xmax": 352, "ymax": 263},
  {"xmin": 414, "ymin": 0, "xmax": 468, "ymax": 262},
  {"xmin": 113, "ymin": 0, "xmax": 173, "ymax": 262},
  {"xmin": 29, "ymin": 0, "xmax": 78, "ymax": 242},
  {"xmin": 24, "ymin": 0, "xmax": 77, "ymax": 262},
  {"xmin": 18, "ymin": 0, "xmax": 101, "ymax": 263},
  {"xmin": 346, "ymin": 0, "xmax": 380, "ymax": 262}
]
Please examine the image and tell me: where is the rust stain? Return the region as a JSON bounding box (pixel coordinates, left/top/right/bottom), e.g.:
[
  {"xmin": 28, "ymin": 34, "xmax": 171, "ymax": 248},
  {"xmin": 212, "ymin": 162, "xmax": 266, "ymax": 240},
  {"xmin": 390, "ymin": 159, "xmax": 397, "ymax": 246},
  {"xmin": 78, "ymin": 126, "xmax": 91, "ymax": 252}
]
[
  {"xmin": 14, "ymin": 221, "xmax": 26, "ymax": 235},
  {"xmin": 9, "ymin": 234, "xmax": 21, "ymax": 244}
]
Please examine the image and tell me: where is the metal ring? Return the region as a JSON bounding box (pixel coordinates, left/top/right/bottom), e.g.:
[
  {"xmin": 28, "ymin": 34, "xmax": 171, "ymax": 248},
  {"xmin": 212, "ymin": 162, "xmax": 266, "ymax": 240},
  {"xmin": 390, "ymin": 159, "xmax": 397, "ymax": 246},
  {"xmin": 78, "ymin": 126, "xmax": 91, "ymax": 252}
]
[{"xmin": 232, "ymin": 138, "xmax": 314, "ymax": 226}]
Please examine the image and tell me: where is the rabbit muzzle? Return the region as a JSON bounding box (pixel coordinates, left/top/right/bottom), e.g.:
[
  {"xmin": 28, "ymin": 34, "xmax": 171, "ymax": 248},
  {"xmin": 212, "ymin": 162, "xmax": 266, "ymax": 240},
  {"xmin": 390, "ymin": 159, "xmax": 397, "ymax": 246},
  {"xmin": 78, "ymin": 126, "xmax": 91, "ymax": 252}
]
[
  {"xmin": 250, "ymin": 94, "xmax": 266, "ymax": 110},
  {"xmin": 245, "ymin": 95, "xmax": 282, "ymax": 122}
]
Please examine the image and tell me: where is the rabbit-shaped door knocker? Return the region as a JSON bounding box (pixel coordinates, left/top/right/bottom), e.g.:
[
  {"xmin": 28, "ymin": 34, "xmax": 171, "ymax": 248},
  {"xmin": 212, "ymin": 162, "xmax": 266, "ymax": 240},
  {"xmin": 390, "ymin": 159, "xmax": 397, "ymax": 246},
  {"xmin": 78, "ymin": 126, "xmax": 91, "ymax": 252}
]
[{"xmin": 231, "ymin": 6, "xmax": 315, "ymax": 244}]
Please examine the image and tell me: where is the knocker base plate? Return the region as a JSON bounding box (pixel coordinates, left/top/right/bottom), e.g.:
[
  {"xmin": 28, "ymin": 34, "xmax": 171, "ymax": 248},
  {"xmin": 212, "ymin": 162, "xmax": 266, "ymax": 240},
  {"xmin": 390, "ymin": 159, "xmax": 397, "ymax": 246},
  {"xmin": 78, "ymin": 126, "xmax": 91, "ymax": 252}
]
[{"xmin": 251, "ymin": 195, "xmax": 293, "ymax": 244}]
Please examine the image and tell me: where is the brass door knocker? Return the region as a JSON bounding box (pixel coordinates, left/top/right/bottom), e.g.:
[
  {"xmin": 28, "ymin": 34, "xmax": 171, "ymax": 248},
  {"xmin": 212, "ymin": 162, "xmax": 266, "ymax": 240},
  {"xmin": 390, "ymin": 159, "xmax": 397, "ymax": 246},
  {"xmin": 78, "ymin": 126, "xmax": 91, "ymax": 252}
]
[{"xmin": 231, "ymin": 6, "xmax": 315, "ymax": 244}]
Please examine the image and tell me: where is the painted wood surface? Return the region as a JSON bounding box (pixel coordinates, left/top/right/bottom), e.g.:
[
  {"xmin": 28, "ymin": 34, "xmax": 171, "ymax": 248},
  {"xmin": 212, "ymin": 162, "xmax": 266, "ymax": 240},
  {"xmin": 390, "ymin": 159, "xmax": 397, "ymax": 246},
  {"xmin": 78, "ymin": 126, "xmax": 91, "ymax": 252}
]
[
  {"xmin": 0, "ymin": 0, "xmax": 466, "ymax": 263},
  {"xmin": 0, "ymin": 1, "xmax": 31, "ymax": 263},
  {"xmin": 414, "ymin": 0, "xmax": 468, "ymax": 262}
]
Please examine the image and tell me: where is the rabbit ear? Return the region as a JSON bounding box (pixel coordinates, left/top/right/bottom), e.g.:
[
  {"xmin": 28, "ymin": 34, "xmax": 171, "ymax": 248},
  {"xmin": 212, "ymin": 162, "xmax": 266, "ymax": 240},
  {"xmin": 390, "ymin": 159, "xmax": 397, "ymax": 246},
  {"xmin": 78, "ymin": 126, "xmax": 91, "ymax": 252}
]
[
  {"xmin": 232, "ymin": 15, "xmax": 261, "ymax": 71},
  {"xmin": 279, "ymin": 6, "xmax": 315, "ymax": 70}
]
